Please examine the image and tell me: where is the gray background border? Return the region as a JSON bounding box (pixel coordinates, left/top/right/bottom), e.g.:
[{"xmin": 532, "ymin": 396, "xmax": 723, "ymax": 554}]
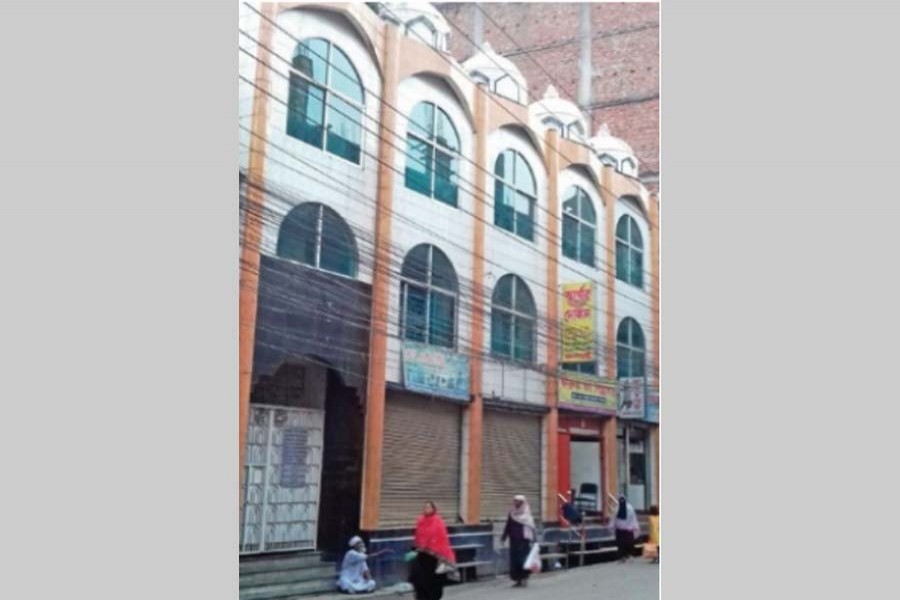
[{"xmin": 0, "ymin": 0, "xmax": 897, "ymax": 598}]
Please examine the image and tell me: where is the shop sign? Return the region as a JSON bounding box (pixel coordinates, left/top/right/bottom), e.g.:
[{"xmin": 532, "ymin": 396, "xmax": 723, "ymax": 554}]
[
  {"xmin": 561, "ymin": 282, "xmax": 595, "ymax": 362},
  {"xmin": 280, "ymin": 427, "xmax": 309, "ymax": 488},
  {"xmin": 402, "ymin": 341, "xmax": 470, "ymax": 401},
  {"xmin": 559, "ymin": 372, "xmax": 616, "ymax": 414},
  {"xmin": 645, "ymin": 388, "xmax": 659, "ymax": 423},
  {"xmin": 618, "ymin": 377, "xmax": 646, "ymax": 419}
]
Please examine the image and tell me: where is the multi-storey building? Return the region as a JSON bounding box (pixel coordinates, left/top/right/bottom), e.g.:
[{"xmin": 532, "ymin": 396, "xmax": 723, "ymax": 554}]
[{"xmin": 239, "ymin": 1, "xmax": 659, "ymax": 587}]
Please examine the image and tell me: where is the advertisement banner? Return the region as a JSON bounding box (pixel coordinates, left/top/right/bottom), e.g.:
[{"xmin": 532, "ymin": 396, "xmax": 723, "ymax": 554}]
[
  {"xmin": 617, "ymin": 377, "xmax": 646, "ymax": 419},
  {"xmin": 402, "ymin": 342, "xmax": 470, "ymax": 401},
  {"xmin": 645, "ymin": 388, "xmax": 659, "ymax": 423},
  {"xmin": 559, "ymin": 373, "xmax": 617, "ymax": 415},
  {"xmin": 561, "ymin": 282, "xmax": 595, "ymax": 362}
]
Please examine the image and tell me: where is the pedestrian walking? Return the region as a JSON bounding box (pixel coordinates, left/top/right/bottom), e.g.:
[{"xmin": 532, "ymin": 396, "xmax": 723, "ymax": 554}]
[
  {"xmin": 501, "ymin": 495, "xmax": 537, "ymax": 588},
  {"xmin": 647, "ymin": 505, "xmax": 659, "ymax": 563},
  {"xmin": 614, "ymin": 496, "xmax": 640, "ymax": 562},
  {"xmin": 337, "ymin": 536, "xmax": 389, "ymax": 594},
  {"xmin": 409, "ymin": 501, "xmax": 456, "ymax": 600}
]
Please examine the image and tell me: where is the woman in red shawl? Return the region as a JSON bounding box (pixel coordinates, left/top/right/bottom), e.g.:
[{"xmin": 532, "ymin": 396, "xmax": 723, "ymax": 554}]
[{"xmin": 409, "ymin": 501, "xmax": 456, "ymax": 600}]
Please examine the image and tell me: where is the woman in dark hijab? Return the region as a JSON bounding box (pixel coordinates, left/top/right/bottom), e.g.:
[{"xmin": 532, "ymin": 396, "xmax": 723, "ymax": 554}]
[{"xmin": 614, "ymin": 496, "xmax": 640, "ymax": 561}]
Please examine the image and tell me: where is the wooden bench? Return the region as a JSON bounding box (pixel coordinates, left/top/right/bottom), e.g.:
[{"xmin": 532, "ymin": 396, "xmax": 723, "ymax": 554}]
[{"xmin": 455, "ymin": 560, "xmax": 494, "ymax": 583}]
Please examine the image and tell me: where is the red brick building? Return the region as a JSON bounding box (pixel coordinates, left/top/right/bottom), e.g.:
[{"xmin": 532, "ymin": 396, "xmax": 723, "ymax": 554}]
[{"xmin": 436, "ymin": 2, "xmax": 660, "ymax": 192}]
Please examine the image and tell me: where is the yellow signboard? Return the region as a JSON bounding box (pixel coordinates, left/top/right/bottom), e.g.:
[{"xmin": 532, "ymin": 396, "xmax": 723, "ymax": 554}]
[
  {"xmin": 561, "ymin": 282, "xmax": 595, "ymax": 362},
  {"xmin": 558, "ymin": 373, "xmax": 617, "ymax": 414}
]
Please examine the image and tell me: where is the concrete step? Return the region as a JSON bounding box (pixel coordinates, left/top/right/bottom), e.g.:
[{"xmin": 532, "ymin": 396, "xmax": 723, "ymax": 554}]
[
  {"xmin": 240, "ymin": 565, "xmax": 337, "ymax": 588},
  {"xmin": 240, "ymin": 553, "xmax": 325, "ymax": 575},
  {"xmin": 238, "ymin": 578, "xmax": 337, "ymax": 600}
]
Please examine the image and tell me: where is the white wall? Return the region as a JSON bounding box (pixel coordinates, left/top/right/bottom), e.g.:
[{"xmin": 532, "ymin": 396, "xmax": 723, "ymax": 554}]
[
  {"xmin": 557, "ymin": 167, "xmax": 608, "ymax": 378},
  {"xmin": 481, "ymin": 127, "xmax": 548, "ymax": 406},
  {"xmin": 614, "ymin": 196, "xmax": 654, "ymax": 379},
  {"xmin": 238, "ymin": 1, "xmax": 262, "ymax": 174},
  {"xmin": 385, "ymin": 74, "xmax": 476, "ymax": 384},
  {"xmin": 258, "ymin": 7, "xmax": 383, "ymax": 285}
]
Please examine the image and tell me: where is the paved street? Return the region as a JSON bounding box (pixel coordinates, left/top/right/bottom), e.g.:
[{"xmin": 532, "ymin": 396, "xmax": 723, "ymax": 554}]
[
  {"xmin": 319, "ymin": 560, "xmax": 659, "ymax": 600},
  {"xmin": 441, "ymin": 561, "xmax": 658, "ymax": 600}
]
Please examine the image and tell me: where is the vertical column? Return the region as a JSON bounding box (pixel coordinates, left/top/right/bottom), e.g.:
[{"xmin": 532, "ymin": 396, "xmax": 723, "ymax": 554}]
[
  {"xmin": 360, "ymin": 24, "xmax": 400, "ymax": 530},
  {"xmin": 465, "ymin": 86, "xmax": 489, "ymax": 524},
  {"xmin": 239, "ymin": 3, "xmax": 276, "ymax": 502},
  {"xmin": 650, "ymin": 426, "xmax": 660, "ymax": 506},
  {"xmin": 543, "ymin": 128, "xmax": 560, "ymax": 521},
  {"xmin": 473, "ymin": 2, "xmax": 484, "ymax": 48},
  {"xmin": 577, "ymin": 3, "xmax": 592, "ymax": 109},
  {"xmin": 602, "ymin": 417, "xmax": 618, "ymax": 513},
  {"xmin": 602, "ymin": 166, "xmax": 617, "ymax": 381},
  {"xmin": 650, "ymin": 194, "xmax": 660, "ymax": 385},
  {"xmin": 601, "ymin": 167, "xmax": 618, "ymax": 516},
  {"xmin": 649, "ymin": 194, "xmax": 660, "ymax": 509}
]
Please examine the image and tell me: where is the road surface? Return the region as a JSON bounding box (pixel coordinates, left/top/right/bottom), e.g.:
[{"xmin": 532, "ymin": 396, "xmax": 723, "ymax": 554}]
[{"xmin": 321, "ymin": 560, "xmax": 659, "ymax": 600}]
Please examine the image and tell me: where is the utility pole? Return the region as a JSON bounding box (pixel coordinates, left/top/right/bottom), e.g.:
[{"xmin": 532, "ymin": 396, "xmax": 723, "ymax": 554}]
[{"xmin": 577, "ymin": 3, "xmax": 592, "ymax": 110}]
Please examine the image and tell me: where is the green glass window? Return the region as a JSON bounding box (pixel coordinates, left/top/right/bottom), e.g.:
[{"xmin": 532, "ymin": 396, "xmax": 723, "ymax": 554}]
[
  {"xmin": 276, "ymin": 203, "xmax": 358, "ymax": 277},
  {"xmin": 400, "ymin": 245, "xmax": 458, "ymax": 348},
  {"xmin": 616, "ymin": 317, "xmax": 646, "ymax": 379},
  {"xmin": 615, "ymin": 213, "xmax": 644, "ymax": 287},
  {"xmin": 287, "ymin": 39, "xmax": 364, "ymax": 164},
  {"xmin": 563, "ymin": 362, "xmax": 596, "ymax": 375},
  {"xmin": 493, "ymin": 150, "xmax": 536, "ymax": 241},
  {"xmin": 404, "ymin": 102, "xmax": 460, "ymax": 206},
  {"xmin": 491, "ymin": 274, "xmax": 537, "ymax": 362},
  {"xmin": 561, "ymin": 187, "xmax": 597, "ymax": 267}
]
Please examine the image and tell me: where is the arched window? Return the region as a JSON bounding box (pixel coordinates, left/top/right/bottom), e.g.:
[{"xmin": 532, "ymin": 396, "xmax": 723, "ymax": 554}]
[
  {"xmin": 617, "ymin": 317, "xmax": 645, "ymax": 379},
  {"xmin": 542, "ymin": 117, "xmax": 565, "ymax": 136},
  {"xmin": 491, "ymin": 274, "xmax": 536, "ymax": 362},
  {"xmin": 495, "ymin": 75, "xmax": 520, "ymax": 103},
  {"xmin": 287, "ymin": 38, "xmax": 364, "ymax": 164},
  {"xmin": 400, "ymin": 245, "xmax": 458, "ymax": 347},
  {"xmin": 561, "ymin": 186, "xmax": 596, "ymax": 267},
  {"xmin": 599, "ymin": 154, "xmax": 618, "ymax": 169},
  {"xmin": 405, "ymin": 102, "xmax": 460, "ymax": 206},
  {"xmin": 568, "ymin": 122, "xmax": 585, "ymax": 139},
  {"xmin": 277, "ymin": 203, "xmax": 358, "ymax": 277},
  {"xmin": 494, "ymin": 149, "xmax": 537, "ymax": 241},
  {"xmin": 616, "ymin": 214, "xmax": 643, "ymax": 288},
  {"xmin": 471, "ymin": 71, "xmax": 490, "ymax": 87},
  {"xmin": 407, "ymin": 18, "xmax": 437, "ymax": 49}
]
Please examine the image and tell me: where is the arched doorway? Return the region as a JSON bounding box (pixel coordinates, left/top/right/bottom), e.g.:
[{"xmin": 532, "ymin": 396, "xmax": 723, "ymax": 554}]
[{"xmin": 240, "ymin": 357, "xmax": 364, "ymax": 555}]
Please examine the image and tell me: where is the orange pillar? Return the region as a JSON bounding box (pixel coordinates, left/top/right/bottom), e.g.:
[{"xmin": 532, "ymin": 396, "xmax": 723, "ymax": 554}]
[
  {"xmin": 650, "ymin": 194, "xmax": 660, "ymax": 386},
  {"xmin": 600, "ymin": 167, "xmax": 619, "ymax": 517},
  {"xmin": 239, "ymin": 4, "xmax": 275, "ymax": 502},
  {"xmin": 465, "ymin": 86, "xmax": 488, "ymax": 524},
  {"xmin": 649, "ymin": 194, "xmax": 660, "ymax": 509},
  {"xmin": 602, "ymin": 166, "xmax": 617, "ymax": 381},
  {"xmin": 602, "ymin": 417, "xmax": 618, "ymax": 513},
  {"xmin": 360, "ymin": 24, "xmax": 400, "ymax": 531},
  {"xmin": 544, "ymin": 128, "xmax": 560, "ymax": 521}
]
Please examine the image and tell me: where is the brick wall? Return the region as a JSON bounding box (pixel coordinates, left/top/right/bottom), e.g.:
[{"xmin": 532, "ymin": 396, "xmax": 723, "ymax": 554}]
[{"xmin": 437, "ymin": 2, "xmax": 659, "ymax": 189}]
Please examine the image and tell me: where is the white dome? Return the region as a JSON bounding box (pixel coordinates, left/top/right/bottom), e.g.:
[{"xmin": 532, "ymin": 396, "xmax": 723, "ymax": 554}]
[
  {"xmin": 530, "ymin": 85, "xmax": 588, "ymax": 140},
  {"xmin": 589, "ymin": 123, "xmax": 639, "ymax": 175},
  {"xmin": 462, "ymin": 41, "xmax": 528, "ymax": 103},
  {"xmin": 380, "ymin": 2, "xmax": 451, "ymax": 51}
]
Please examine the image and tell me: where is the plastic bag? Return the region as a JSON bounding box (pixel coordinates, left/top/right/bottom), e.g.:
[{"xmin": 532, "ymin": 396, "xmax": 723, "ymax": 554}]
[{"xmin": 523, "ymin": 543, "xmax": 542, "ymax": 573}]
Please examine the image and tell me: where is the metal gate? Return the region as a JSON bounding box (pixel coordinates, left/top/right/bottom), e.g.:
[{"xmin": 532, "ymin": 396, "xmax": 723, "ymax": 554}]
[{"xmin": 240, "ymin": 404, "xmax": 324, "ymax": 553}]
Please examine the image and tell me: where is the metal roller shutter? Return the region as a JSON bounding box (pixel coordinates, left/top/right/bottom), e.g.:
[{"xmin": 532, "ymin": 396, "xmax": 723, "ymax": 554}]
[
  {"xmin": 380, "ymin": 393, "xmax": 462, "ymax": 527},
  {"xmin": 480, "ymin": 409, "xmax": 543, "ymax": 521}
]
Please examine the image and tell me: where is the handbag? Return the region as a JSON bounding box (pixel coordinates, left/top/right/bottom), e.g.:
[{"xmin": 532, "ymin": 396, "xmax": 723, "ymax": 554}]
[
  {"xmin": 523, "ymin": 543, "xmax": 542, "ymax": 573},
  {"xmin": 435, "ymin": 561, "xmax": 454, "ymax": 575}
]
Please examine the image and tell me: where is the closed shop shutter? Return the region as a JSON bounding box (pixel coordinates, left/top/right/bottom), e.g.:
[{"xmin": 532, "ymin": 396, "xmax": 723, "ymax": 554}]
[
  {"xmin": 480, "ymin": 409, "xmax": 543, "ymax": 521},
  {"xmin": 380, "ymin": 393, "xmax": 462, "ymax": 527}
]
